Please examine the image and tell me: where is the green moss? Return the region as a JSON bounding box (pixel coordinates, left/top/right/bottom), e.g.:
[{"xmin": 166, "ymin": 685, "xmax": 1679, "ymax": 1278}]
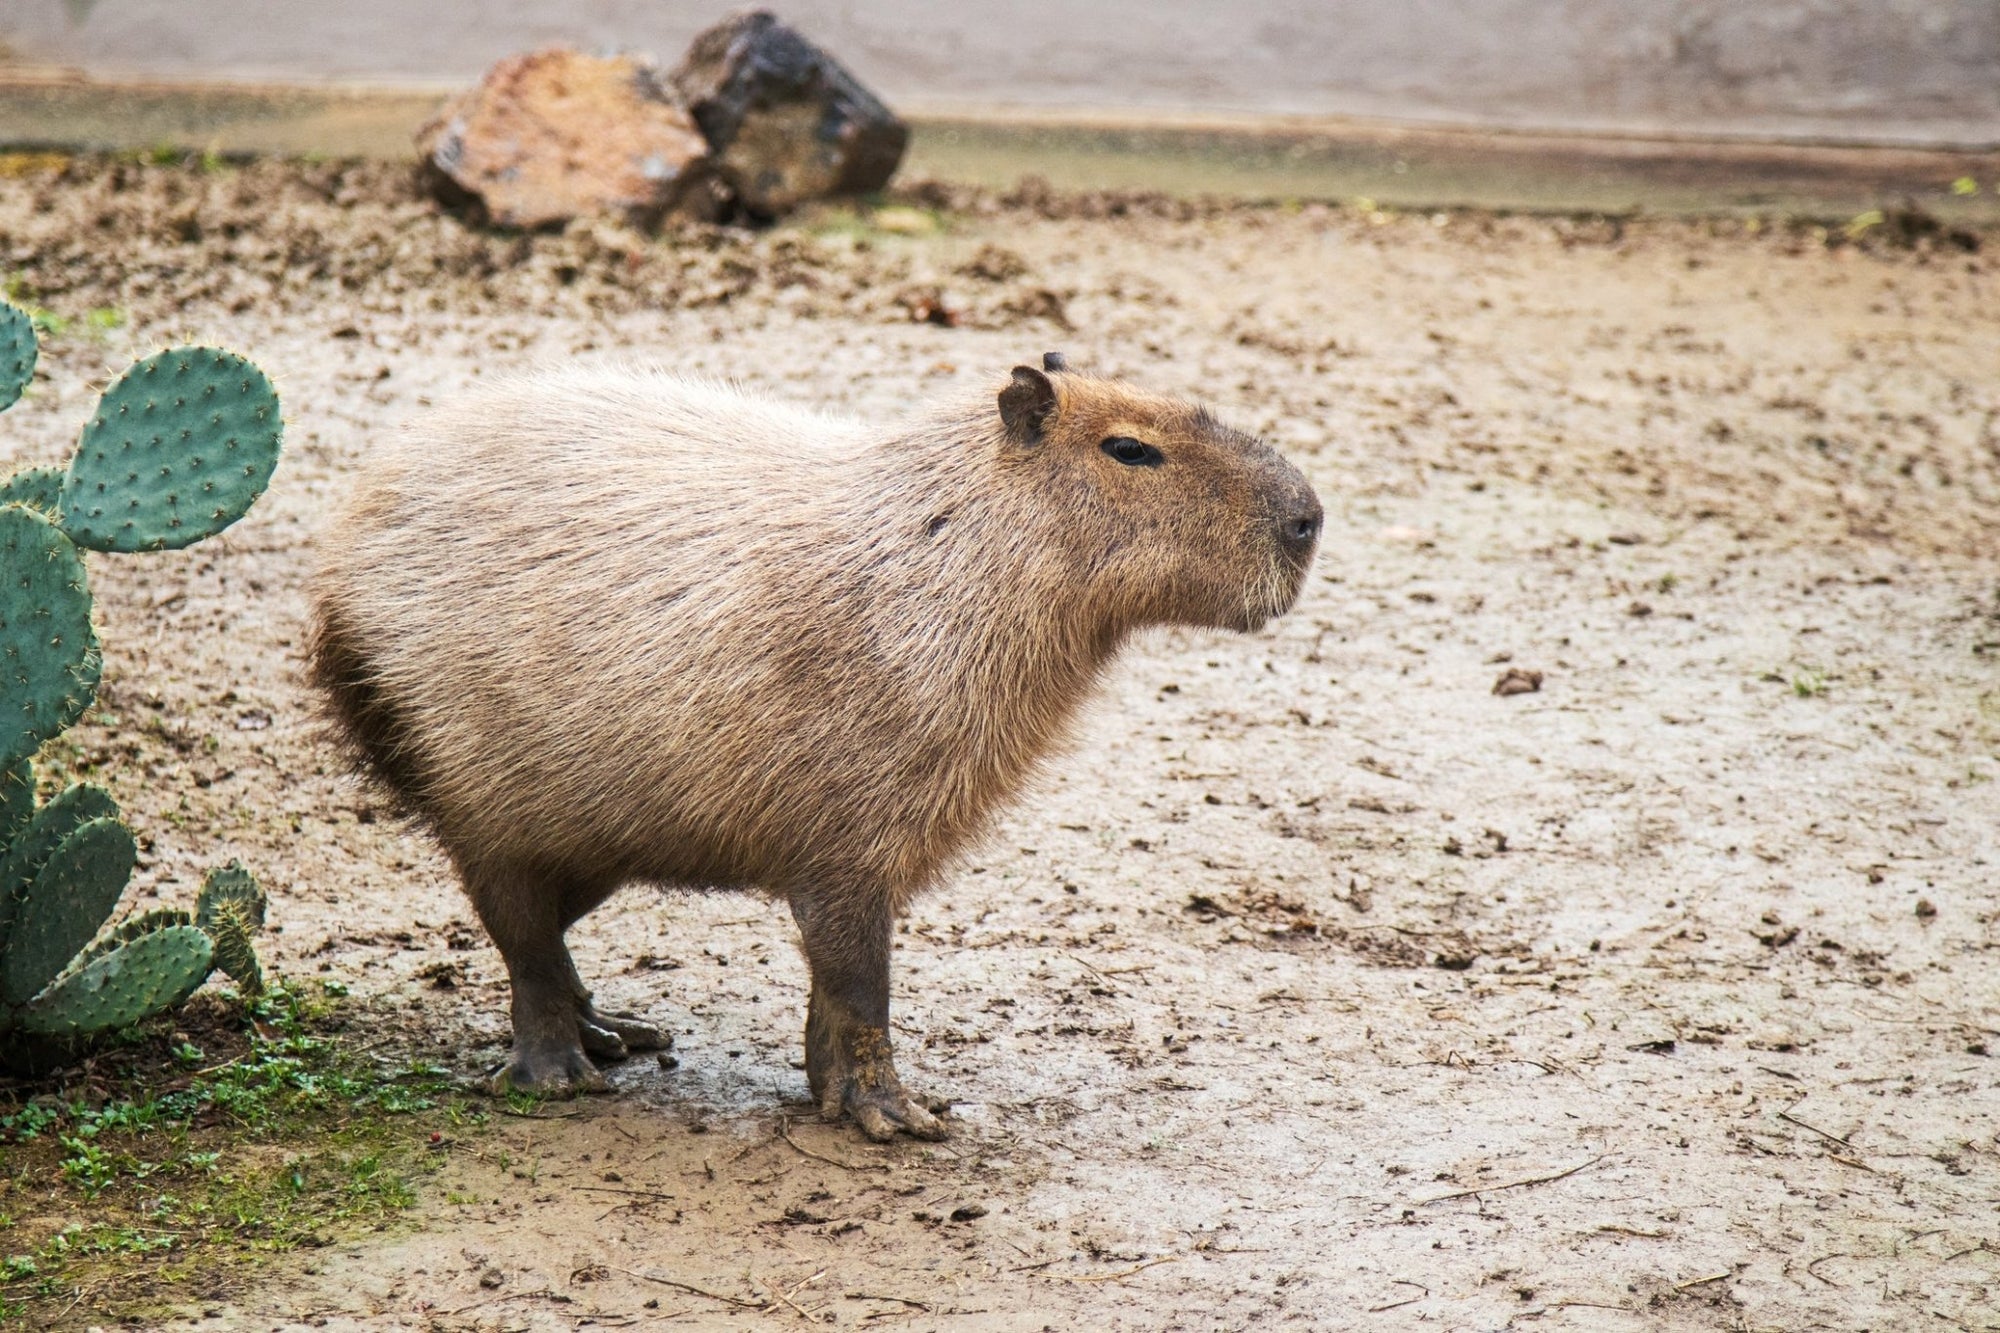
[{"xmin": 0, "ymin": 981, "xmax": 489, "ymax": 1327}]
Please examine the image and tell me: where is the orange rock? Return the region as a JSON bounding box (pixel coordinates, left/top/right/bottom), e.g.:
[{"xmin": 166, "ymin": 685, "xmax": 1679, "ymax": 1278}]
[{"xmin": 417, "ymin": 48, "xmax": 715, "ymax": 229}]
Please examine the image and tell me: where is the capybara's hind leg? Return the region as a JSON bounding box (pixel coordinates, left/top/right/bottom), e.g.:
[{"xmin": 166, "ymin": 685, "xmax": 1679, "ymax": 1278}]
[
  {"xmin": 463, "ymin": 862, "xmax": 607, "ymax": 1096},
  {"xmin": 553, "ymin": 882, "xmax": 671, "ymax": 1060},
  {"xmin": 791, "ymin": 890, "xmax": 948, "ymax": 1143}
]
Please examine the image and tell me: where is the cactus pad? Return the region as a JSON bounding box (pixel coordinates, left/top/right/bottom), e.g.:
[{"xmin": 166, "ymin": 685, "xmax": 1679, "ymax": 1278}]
[
  {"xmin": 0, "ymin": 467, "xmax": 64, "ymax": 515},
  {"xmin": 60, "ymin": 347, "xmax": 283, "ymax": 553},
  {"xmin": 0, "ymin": 504, "xmax": 98, "ymax": 766},
  {"xmin": 197, "ymin": 860, "xmax": 265, "ymax": 995},
  {"xmin": 0, "ymin": 781, "xmax": 116, "ymax": 955},
  {"xmin": 59, "ymin": 907, "xmax": 194, "ymax": 978},
  {"xmin": 197, "ymin": 860, "xmax": 266, "ymax": 931},
  {"xmin": 0, "ymin": 815, "xmax": 135, "ymax": 1004},
  {"xmin": 0, "ymin": 780, "xmax": 116, "ymax": 912},
  {"xmin": 0, "ymin": 301, "xmax": 34, "ymax": 414},
  {"xmin": 0, "ymin": 758, "xmax": 29, "ymax": 852},
  {"xmin": 15, "ymin": 924, "xmax": 213, "ymax": 1038}
]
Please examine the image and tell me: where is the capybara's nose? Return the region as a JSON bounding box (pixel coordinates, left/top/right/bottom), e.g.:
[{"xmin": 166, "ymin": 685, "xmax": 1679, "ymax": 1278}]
[{"xmin": 1281, "ymin": 498, "xmax": 1323, "ymax": 556}]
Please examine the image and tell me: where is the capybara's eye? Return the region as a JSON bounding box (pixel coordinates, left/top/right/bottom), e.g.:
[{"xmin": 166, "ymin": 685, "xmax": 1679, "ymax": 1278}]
[{"xmin": 1102, "ymin": 436, "xmax": 1163, "ymax": 467}]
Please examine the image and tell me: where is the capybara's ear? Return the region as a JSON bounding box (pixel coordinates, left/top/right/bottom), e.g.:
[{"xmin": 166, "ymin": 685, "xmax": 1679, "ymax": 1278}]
[
  {"xmin": 1042, "ymin": 351, "xmax": 1069, "ymax": 373},
  {"xmin": 999, "ymin": 365, "xmax": 1057, "ymax": 445}
]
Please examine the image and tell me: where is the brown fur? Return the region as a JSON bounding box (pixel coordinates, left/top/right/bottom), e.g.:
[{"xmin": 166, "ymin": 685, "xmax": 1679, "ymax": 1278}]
[{"xmin": 307, "ymin": 356, "xmax": 1320, "ymax": 1137}]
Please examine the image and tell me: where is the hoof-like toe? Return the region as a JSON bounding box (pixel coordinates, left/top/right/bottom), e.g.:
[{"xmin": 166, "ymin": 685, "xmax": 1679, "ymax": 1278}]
[
  {"xmin": 486, "ymin": 1046, "xmax": 608, "ymax": 1097},
  {"xmin": 837, "ymin": 1085, "xmax": 950, "ymax": 1142},
  {"xmin": 588, "ymin": 1008, "xmax": 671, "ymax": 1053},
  {"xmin": 578, "ymin": 1018, "xmax": 632, "ymax": 1062}
]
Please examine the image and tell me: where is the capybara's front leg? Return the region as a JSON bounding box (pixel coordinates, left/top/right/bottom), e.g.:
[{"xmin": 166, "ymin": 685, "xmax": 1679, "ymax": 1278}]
[{"xmin": 792, "ymin": 893, "xmax": 948, "ymax": 1142}]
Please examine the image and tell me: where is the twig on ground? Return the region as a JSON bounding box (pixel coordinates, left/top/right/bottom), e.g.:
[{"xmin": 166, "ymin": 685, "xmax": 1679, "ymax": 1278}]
[
  {"xmin": 442, "ymin": 1286, "xmax": 562, "ymax": 1316},
  {"xmin": 1674, "ymin": 1271, "xmax": 1732, "ymax": 1292},
  {"xmin": 1367, "ymin": 1280, "xmax": 1428, "ymax": 1312},
  {"xmin": 781, "ymin": 1117, "xmax": 889, "ymax": 1172},
  {"xmin": 573, "ymin": 1185, "xmax": 677, "ymax": 1200},
  {"xmin": 615, "ymin": 1268, "xmax": 766, "ymax": 1310},
  {"xmin": 846, "ymin": 1292, "xmax": 932, "ymax": 1311},
  {"xmin": 1778, "ymin": 1104, "xmax": 1856, "ymax": 1150},
  {"xmin": 1066, "ymin": 1256, "xmax": 1179, "ymax": 1283},
  {"xmin": 1065, "ymin": 952, "xmax": 1115, "ymax": 986},
  {"xmin": 770, "ymin": 1269, "xmax": 827, "ymax": 1322},
  {"xmin": 1416, "ymin": 1156, "xmax": 1607, "ymax": 1204}
]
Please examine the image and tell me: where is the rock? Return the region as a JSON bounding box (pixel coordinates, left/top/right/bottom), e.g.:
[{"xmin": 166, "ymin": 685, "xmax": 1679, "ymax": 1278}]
[
  {"xmin": 417, "ymin": 48, "xmax": 716, "ymax": 229},
  {"xmin": 671, "ymin": 10, "xmax": 908, "ymax": 218}
]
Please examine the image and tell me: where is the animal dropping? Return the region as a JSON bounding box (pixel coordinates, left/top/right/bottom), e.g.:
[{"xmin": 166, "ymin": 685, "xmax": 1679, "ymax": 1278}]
[{"xmin": 308, "ymin": 354, "xmax": 1321, "ymax": 1142}]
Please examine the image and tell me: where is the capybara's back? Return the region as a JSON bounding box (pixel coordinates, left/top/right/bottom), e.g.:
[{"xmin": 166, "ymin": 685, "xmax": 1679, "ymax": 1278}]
[{"xmin": 309, "ymin": 355, "xmax": 1321, "ymax": 1139}]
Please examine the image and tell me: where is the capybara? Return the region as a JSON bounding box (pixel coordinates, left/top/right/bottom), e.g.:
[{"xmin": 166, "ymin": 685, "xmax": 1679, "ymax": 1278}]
[{"xmin": 307, "ymin": 353, "xmax": 1321, "ymax": 1140}]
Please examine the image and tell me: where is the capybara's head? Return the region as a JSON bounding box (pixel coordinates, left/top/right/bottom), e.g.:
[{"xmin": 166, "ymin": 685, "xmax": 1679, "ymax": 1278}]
[{"xmin": 996, "ymin": 352, "xmax": 1321, "ymax": 634}]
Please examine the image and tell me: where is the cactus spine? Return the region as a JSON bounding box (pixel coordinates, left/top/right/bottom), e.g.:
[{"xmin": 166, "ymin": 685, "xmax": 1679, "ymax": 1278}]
[{"xmin": 0, "ymin": 298, "xmax": 281, "ymax": 1067}]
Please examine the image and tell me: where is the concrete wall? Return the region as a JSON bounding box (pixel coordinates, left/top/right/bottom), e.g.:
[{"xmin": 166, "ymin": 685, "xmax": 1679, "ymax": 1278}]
[{"xmin": 5, "ymin": 1, "xmax": 1996, "ymax": 145}]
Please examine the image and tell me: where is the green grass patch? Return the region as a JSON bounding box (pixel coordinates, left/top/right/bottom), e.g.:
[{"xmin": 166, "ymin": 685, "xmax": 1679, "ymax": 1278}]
[{"xmin": 0, "ymin": 981, "xmax": 489, "ymax": 1327}]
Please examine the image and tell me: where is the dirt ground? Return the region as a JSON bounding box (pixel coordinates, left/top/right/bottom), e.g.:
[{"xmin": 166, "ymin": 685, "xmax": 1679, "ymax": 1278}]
[{"xmin": 1, "ymin": 161, "xmax": 1996, "ymax": 1331}]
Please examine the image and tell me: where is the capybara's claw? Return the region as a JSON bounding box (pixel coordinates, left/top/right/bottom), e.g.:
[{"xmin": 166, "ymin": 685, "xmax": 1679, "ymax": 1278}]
[
  {"xmin": 834, "ymin": 1079, "xmax": 950, "ymax": 1142},
  {"xmin": 585, "ymin": 1007, "xmax": 671, "ymax": 1052},
  {"xmin": 578, "ymin": 1000, "xmax": 671, "ymax": 1060},
  {"xmin": 486, "ymin": 1045, "xmax": 608, "ymax": 1097},
  {"xmin": 577, "ymin": 1019, "xmax": 630, "ymax": 1061}
]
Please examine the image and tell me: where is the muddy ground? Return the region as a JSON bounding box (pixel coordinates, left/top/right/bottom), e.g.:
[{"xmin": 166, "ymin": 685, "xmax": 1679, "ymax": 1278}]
[{"xmin": 0, "ymin": 161, "xmax": 1996, "ymax": 1330}]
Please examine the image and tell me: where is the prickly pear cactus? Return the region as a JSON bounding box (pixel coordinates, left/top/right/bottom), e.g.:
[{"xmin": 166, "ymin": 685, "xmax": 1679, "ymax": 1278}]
[
  {"xmin": 0, "ymin": 778, "xmax": 118, "ymax": 943},
  {"xmin": 0, "ymin": 465, "xmax": 63, "ymax": 513},
  {"xmin": 16, "ymin": 923, "xmax": 215, "ymax": 1041},
  {"xmin": 62, "ymin": 347, "xmax": 283, "ymax": 553},
  {"xmin": 0, "ymin": 772, "xmax": 263, "ymax": 1068},
  {"xmin": 0, "ymin": 301, "xmax": 34, "ymax": 414},
  {"xmin": 0, "ymin": 759, "xmax": 34, "ymax": 847},
  {"xmin": 197, "ymin": 861, "xmax": 267, "ymax": 997},
  {"xmin": 1, "ymin": 815, "xmax": 137, "ymax": 1004},
  {"xmin": 0, "ymin": 297, "xmax": 281, "ymax": 1067},
  {"xmin": 0, "ymin": 504, "xmax": 101, "ymax": 768}
]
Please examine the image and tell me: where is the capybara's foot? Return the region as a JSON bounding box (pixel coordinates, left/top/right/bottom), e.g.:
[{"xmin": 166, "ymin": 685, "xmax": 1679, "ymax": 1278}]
[
  {"xmin": 486, "ymin": 1042, "xmax": 608, "ymax": 1097},
  {"xmin": 580, "ymin": 1005, "xmax": 671, "ymax": 1057},
  {"xmin": 813, "ymin": 1023, "xmax": 949, "ymax": 1142},
  {"xmin": 835, "ymin": 1078, "xmax": 950, "ymax": 1143}
]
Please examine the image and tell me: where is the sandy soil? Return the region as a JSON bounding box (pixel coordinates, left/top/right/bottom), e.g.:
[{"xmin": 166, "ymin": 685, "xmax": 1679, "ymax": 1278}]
[{"xmin": 0, "ymin": 161, "xmax": 1996, "ymax": 1331}]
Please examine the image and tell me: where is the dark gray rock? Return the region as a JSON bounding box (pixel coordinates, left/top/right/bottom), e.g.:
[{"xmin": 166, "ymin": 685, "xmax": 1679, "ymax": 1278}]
[{"xmin": 671, "ymin": 10, "xmax": 909, "ymax": 218}]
